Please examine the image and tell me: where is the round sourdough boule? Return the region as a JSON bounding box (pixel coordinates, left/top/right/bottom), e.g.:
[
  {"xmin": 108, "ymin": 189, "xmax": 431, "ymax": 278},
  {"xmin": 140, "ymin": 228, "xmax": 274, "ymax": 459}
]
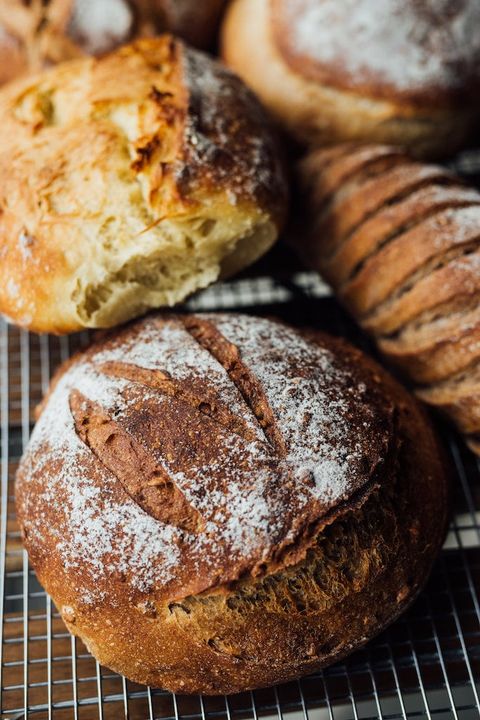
[
  {"xmin": 0, "ymin": 0, "xmax": 227, "ymax": 86},
  {"xmin": 16, "ymin": 312, "xmax": 448, "ymax": 694},
  {"xmin": 0, "ymin": 37, "xmax": 286, "ymax": 334},
  {"xmin": 221, "ymin": 0, "xmax": 480, "ymax": 157}
]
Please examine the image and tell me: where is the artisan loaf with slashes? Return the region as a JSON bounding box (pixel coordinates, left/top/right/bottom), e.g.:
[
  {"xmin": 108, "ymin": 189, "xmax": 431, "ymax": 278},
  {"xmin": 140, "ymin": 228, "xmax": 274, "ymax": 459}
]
[
  {"xmin": 16, "ymin": 312, "xmax": 448, "ymax": 694},
  {"xmin": 297, "ymin": 143, "xmax": 480, "ymax": 454},
  {"xmin": 221, "ymin": 0, "xmax": 480, "ymax": 157},
  {"xmin": 0, "ymin": 0, "xmax": 226, "ymax": 86},
  {"xmin": 0, "ymin": 36, "xmax": 286, "ymax": 334}
]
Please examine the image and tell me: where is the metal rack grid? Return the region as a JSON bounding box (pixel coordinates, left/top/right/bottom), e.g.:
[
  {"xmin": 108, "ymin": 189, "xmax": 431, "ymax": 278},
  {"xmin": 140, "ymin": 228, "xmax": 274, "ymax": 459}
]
[{"xmin": 1, "ymin": 150, "xmax": 480, "ymax": 719}]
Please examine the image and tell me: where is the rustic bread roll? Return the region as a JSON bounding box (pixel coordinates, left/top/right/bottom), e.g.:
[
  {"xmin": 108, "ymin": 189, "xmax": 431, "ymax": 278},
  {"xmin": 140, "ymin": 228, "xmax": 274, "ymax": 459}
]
[
  {"xmin": 221, "ymin": 0, "xmax": 480, "ymax": 158},
  {"xmin": 0, "ymin": 37, "xmax": 286, "ymax": 334},
  {"xmin": 0, "ymin": 0, "xmax": 226, "ymax": 85},
  {"xmin": 16, "ymin": 312, "xmax": 448, "ymax": 694},
  {"xmin": 297, "ymin": 143, "xmax": 480, "ymax": 454}
]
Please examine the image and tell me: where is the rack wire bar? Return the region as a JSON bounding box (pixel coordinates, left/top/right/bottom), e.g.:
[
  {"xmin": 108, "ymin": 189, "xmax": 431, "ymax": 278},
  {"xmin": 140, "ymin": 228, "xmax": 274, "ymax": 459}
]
[{"xmin": 1, "ymin": 150, "xmax": 480, "ymax": 720}]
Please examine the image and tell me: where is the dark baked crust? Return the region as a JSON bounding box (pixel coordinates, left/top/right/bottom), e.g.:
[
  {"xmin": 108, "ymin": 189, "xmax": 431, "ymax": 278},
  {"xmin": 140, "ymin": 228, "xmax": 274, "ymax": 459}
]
[
  {"xmin": 16, "ymin": 312, "xmax": 448, "ymax": 693},
  {"xmin": 296, "ymin": 143, "xmax": 480, "ymax": 454}
]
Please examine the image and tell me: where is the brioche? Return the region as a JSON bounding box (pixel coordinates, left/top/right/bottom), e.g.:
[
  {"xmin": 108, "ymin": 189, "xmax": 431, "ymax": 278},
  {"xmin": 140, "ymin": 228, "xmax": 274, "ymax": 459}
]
[
  {"xmin": 16, "ymin": 312, "xmax": 448, "ymax": 694},
  {"xmin": 0, "ymin": 0, "xmax": 226, "ymax": 85},
  {"xmin": 0, "ymin": 37, "xmax": 286, "ymax": 334},
  {"xmin": 297, "ymin": 144, "xmax": 480, "ymax": 453},
  {"xmin": 221, "ymin": 0, "xmax": 480, "ymax": 158}
]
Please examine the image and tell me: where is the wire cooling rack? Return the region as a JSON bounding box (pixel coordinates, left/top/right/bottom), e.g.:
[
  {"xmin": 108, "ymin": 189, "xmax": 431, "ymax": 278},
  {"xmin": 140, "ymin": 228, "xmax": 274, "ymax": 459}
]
[{"xmin": 1, "ymin": 149, "xmax": 480, "ymax": 719}]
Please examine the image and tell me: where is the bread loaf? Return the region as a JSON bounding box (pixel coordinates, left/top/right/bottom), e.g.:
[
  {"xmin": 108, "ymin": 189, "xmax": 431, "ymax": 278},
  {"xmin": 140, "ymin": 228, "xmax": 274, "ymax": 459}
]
[
  {"xmin": 16, "ymin": 312, "xmax": 448, "ymax": 694},
  {"xmin": 0, "ymin": 37, "xmax": 286, "ymax": 334},
  {"xmin": 221, "ymin": 0, "xmax": 480, "ymax": 157},
  {"xmin": 297, "ymin": 144, "xmax": 480, "ymax": 453},
  {"xmin": 0, "ymin": 0, "xmax": 226, "ymax": 86}
]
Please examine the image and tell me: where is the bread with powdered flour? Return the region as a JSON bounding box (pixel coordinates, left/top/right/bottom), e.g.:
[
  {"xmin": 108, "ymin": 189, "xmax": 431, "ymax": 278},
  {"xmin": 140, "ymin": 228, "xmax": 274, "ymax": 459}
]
[
  {"xmin": 16, "ymin": 312, "xmax": 448, "ymax": 694},
  {"xmin": 221, "ymin": 0, "xmax": 480, "ymax": 157},
  {"xmin": 0, "ymin": 0, "xmax": 226, "ymax": 86},
  {"xmin": 0, "ymin": 37, "xmax": 286, "ymax": 334},
  {"xmin": 296, "ymin": 143, "xmax": 480, "ymax": 454}
]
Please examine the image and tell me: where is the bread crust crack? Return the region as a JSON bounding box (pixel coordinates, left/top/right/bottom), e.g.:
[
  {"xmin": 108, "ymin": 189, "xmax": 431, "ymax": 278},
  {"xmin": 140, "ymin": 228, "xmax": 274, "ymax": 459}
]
[
  {"xmin": 182, "ymin": 315, "xmax": 287, "ymax": 454},
  {"xmin": 99, "ymin": 360, "xmax": 264, "ymax": 447},
  {"xmin": 70, "ymin": 388, "xmax": 203, "ymax": 533}
]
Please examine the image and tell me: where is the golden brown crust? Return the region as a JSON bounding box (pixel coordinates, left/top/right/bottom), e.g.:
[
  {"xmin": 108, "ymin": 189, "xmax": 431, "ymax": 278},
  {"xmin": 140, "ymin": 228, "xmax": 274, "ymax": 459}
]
[
  {"xmin": 271, "ymin": 0, "xmax": 480, "ymax": 105},
  {"xmin": 341, "ymin": 208, "xmax": 480, "ymax": 316},
  {"xmin": 15, "ymin": 312, "xmax": 448, "ymax": 694},
  {"xmin": 221, "ymin": 0, "xmax": 480, "ymax": 156},
  {"xmin": 0, "ymin": 37, "xmax": 286, "ymax": 334},
  {"xmin": 417, "ymin": 364, "xmax": 480, "ymax": 435},
  {"xmin": 325, "ymin": 185, "xmax": 480, "ymax": 290},
  {"xmin": 296, "ymin": 143, "xmax": 480, "ymax": 453},
  {"xmin": 365, "ymin": 251, "xmax": 480, "ymax": 336},
  {"xmin": 0, "ymin": 0, "xmax": 227, "ymax": 86}
]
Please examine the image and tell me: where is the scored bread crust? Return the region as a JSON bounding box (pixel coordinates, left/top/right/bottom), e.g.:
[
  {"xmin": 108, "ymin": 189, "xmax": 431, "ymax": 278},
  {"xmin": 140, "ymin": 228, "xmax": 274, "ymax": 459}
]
[
  {"xmin": 16, "ymin": 312, "xmax": 448, "ymax": 694},
  {"xmin": 221, "ymin": 0, "xmax": 480, "ymax": 156},
  {"xmin": 0, "ymin": 36, "xmax": 286, "ymax": 334},
  {"xmin": 0, "ymin": 0, "xmax": 227, "ymax": 86},
  {"xmin": 296, "ymin": 144, "xmax": 480, "ymax": 454}
]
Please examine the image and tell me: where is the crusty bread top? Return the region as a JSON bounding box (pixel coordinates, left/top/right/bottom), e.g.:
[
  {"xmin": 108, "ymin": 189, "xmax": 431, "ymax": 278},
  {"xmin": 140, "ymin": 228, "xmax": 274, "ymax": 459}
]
[
  {"xmin": 0, "ymin": 37, "xmax": 286, "ymax": 333},
  {"xmin": 17, "ymin": 313, "xmax": 399, "ymax": 606},
  {"xmin": 0, "ymin": 35, "xmax": 282, "ymax": 216},
  {"xmin": 271, "ymin": 0, "xmax": 480, "ymax": 103},
  {"xmin": 295, "ymin": 142, "xmax": 480, "ymax": 453},
  {"xmin": 0, "ymin": 0, "xmax": 226, "ymax": 84}
]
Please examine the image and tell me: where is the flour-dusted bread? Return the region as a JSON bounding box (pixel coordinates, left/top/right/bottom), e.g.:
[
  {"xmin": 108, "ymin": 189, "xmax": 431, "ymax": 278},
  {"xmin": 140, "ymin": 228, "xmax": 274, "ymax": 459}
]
[
  {"xmin": 0, "ymin": 37, "xmax": 286, "ymax": 334},
  {"xmin": 16, "ymin": 312, "xmax": 448, "ymax": 694},
  {"xmin": 297, "ymin": 143, "xmax": 480, "ymax": 454},
  {"xmin": 0, "ymin": 0, "xmax": 226, "ymax": 86},
  {"xmin": 221, "ymin": 0, "xmax": 480, "ymax": 157}
]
